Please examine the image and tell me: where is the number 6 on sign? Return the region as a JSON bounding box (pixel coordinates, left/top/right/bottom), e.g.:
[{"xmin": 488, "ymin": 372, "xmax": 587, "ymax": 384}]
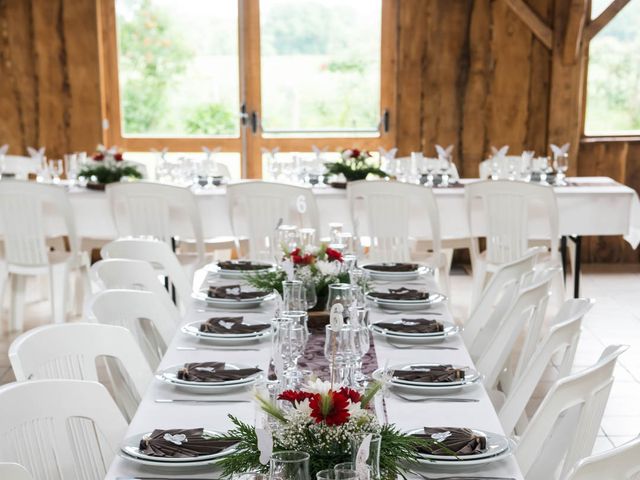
[{"xmin": 296, "ymin": 195, "xmax": 307, "ymax": 214}]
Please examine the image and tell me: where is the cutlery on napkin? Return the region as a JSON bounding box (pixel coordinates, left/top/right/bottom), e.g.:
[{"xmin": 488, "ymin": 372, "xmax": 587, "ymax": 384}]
[
  {"xmin": 176, "ymin": 361, "xmax": 261, "ymax": 382},
  {"xmin": 375, "ymin": 318, "xmax": 444, "ymax": 333},
  {"xmin": 199, "ymin": 316, "xmax": 271, "ymax": 334},
  {"xmin": 412, "ymin": 427, "xmax": 486, "ymax": 456},
  {"xmin": 392, "ymin": 365, "xmax": 465, "ymax": 383},
  {"xmin": 138, "ymin": 428, "xmax": 238, "ymax": 458}
]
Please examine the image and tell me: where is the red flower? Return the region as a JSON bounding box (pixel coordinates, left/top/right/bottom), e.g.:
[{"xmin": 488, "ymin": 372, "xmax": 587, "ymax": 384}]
[
  {"xmin": 351, "ymin": 149, "xmax": 361, "ymax": 158},
  {"xmin": 338, "ymin": 387, "xmax": 362, "ymax": 404},
  {"xmin": 290, "ymin": 248, "xmax": 314, "ymax": 265},
  {"xmin": 93, "ymin": 153, "xmax": 104, "ymax": 161},
  {"xmin": 309, "ymin": 391, "xmax": 350, "ymax": 426},
  {"xmin": 113, "ymin": 152, "xmax": 124, "ymax": 162},
  {"xmin": 278, "ymin": 390, "xmax": 316, "ymax": 405},
  {"xmin": 290, "ymin": 248, "xmax": 301, "ymax": 256},
  {"xmin": 325, "ymin": 247, "xmax": 343, "ymax": 262}
]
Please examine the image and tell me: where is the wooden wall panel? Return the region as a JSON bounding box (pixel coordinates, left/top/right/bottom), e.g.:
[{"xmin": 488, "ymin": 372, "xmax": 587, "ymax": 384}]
[{"xmin": 0, "ymin": 0, "xmax": 101, "ymax": 159}]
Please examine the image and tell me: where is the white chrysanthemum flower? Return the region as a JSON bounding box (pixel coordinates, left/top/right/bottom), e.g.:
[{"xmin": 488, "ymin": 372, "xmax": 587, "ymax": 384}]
[
  {"xmin": 316, "ymin": 260, "xmax": 340, "ymax": 276},
  {"xmin": 304, "ymin": 244, "xmax": 320, "ymax": 255},
  {"xmin": 294, "ymin": 398, "xmax": 312, "ymax": 416},
  {"xmin": 342, "ymin": 149, "xmax": 352, "ymax": 160},
  {"xmin": 304, "ymin": 378, "xmax": 332, "ymax": 395},
  {"xmin": 347, "ymin": 402, "xmax": 366, "ymax": 418}
]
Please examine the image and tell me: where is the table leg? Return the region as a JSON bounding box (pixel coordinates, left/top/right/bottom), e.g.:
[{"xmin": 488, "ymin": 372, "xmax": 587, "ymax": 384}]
[{"xmin": 560, "ymin": 236, "xmax": 568, "ymax": 283}]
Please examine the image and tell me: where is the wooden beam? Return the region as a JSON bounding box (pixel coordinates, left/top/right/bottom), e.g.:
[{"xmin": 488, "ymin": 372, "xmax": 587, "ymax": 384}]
[
  {"xmin": 562, "ymin": 0, "xmax": 588, "ymax": 64},
  {"xmin": 585, "ymin": 0, "xmax": 633, "ymax": 41},
  {"xmin": 503, "ymin": 0, "xmax": 553, "ymax": 49}
]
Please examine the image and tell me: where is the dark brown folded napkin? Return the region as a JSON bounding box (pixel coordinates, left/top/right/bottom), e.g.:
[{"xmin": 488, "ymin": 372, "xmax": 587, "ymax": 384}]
[
  {"xmin": 368, "ymin": 287, "xmax": 429, "ymax": 301},
  {"xmin": 199, "ymin": 316, "xmax": 271, "ymax": 334},
  {"xmin": 139, "ymin": 428, "xmax": 238, "ymax": 458},
  {"xmin": 208, "ymin": 285, "xmax": 270, "ymax": 300},
  {"xmin": 413, "ymin": 427, "xmax": 486, "ymax": 456},
  {"xmin": 392, "ymin": 365, "xmax": 465, "ymax": 383},
  {"xmin": 374, "ymin": 317, "xmax": 443, "ymax": 333},
  {"xmin": 365, "ymin": 263, "xmax": 419, "ymax": 272},
  {"xmin": 176, "ymin": 361, "xmax": 262, "ymax": 382},
  {"xmin": 218, "ymin": 260, "xmax": 271, "ymax": 271}
]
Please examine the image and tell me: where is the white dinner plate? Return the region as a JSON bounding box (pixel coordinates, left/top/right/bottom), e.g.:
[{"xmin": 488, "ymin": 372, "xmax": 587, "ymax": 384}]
[
  {"xmin": 192, "ymin": 291, "xmax": 275, "ymax": 310},
  {"xmin": 407, "ymin": 428, "xmax": 512, "ymax": 465},
  {"xmin": 156, "ymin": 362, "xmax": 261, "ymax": 394},
  {"xmin": 370, "ymin": 318, "xmax": 457, "ymax": 338},
  {"xmin": 370, "ymin": 320, "xmax": 458, "ymax": 344},
  {"xmin": 366, "ymin": 292, "xmax": 446, "ymax": 311},
  {"xmin": 218, "ymin": 262, "xmax": 275, "ymax": 279},
  {"xmin": 121, "ymin": 429, "xmax": 234, "ymax": 464},
  {"xmin": 362, "ymin": 263, "xmax": 432, "ymax": 281},
  {"xmin": 182, "ymin": 320, "xmax": 272, "ymax": 345},
  {"xmin": 372, "ymin": 363, "xmax": 480, "ymax": 394}
]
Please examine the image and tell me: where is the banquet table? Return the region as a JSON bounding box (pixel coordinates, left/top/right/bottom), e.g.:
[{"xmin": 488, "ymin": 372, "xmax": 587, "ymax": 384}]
[{"xmin": 105, "ymin": 271, "xmax": 524, "ymax": 479}]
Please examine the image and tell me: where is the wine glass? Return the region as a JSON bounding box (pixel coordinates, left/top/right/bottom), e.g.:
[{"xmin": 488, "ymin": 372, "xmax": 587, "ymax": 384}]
[
  {"xmin": 328, "ymin": 223, "xmax": 343, "ymax": 244},
  {"xmin": 317, "ymin": 469, "xmax": 357, "ymax": 480},
  {"xmin": 48, "ymin": 159, "xmax": 63, "ymax": 184},
  {"xmin": 349, "ymin": 268, "xmax": 369, "ymax": 308},
  {"xmin": 282, "ymin": 280, "xmax": 305, "ymax": 313},
  {"xmin": 326, "ymin": 283, "xmax": 354, "ymax": 313},
  {"xmin": 554, "ymin": 152, "xmax": 569, "ymax": 185},
  {"xmin": 350, "ymin": 434, "xmax": 381, "ymax": 480},
  {"xmin": 437, "ymin": 156, "xmax": 451, "ymax": 187},
  {"xmin": 269, "ymin": 451, "xmax": 310, "ymax": 480},
  {"xmin": 64, "ymin": 154, "xmax": 78, "ymax": 185}
]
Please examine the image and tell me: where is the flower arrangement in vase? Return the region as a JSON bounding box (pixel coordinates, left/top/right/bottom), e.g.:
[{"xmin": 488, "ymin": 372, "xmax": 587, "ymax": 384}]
[
  {"xmin": 78, "ymin": 145, "xmax": 143, "ymax": 190},
  {"xmin": 325, "ymin": 149, "xmax": 387, "ymax": 188}
]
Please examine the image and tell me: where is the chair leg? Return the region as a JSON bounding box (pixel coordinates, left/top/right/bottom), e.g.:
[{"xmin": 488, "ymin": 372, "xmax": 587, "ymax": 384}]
[
  {"xmin": 50, "ymin": 263, "xmax": 70, "ymax": 324},
  {"xmin": 9, "ymin": 274, "xmax": 26, "ymax": 332}
]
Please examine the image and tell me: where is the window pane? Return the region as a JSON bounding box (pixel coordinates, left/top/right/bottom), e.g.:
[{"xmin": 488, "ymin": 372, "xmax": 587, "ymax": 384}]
[
  {"xmin": 590, "ymin": 0, "xmax": 612, "ymax": 19},
  {"xmin": 585, "ymin": 1, "xmax": 640, "ymax": 134},
  {"xmin": 259, "ymin": 0, "xmax": 382, "ymax": 135},
  {"xmin": 115, "ymin": 0, "xmax": 239, "ymax": 137}
]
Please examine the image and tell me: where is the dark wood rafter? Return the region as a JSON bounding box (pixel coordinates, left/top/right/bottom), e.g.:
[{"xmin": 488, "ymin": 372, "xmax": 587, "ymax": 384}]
[
  {"xmin": 585, "ymin": 0, "xmax": 633, "ymax": 41},
  {"xmin": 562, "ymin": 0, "xmax": 589, "ymax": 63},
  {"xmin": 503, "ymin": 0, "xmax": 553, "ymax": 49}
]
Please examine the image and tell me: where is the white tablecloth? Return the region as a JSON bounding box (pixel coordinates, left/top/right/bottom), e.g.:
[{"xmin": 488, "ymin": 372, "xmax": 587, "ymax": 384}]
[
  {"xmin": 105, "ymin": 273, "xmax": 524, "ymax": 479},
  {"xmin": 56, "ymin": 177, "xmax": 640, "ymax": 249}
]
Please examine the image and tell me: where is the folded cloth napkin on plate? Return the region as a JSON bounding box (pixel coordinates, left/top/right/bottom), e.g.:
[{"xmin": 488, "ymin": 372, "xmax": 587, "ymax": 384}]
[
  {"xmin": 368, "ymin": 287, "xmax": 428, "ymax": 301},
  {"xmin": 208, "ymin": 284, "xmax": 270, "ymax": 300},
  {"xmin": 218, "ymin": 260, "xmax": 271, "ymax": 271},
  {"xmin": 199, "ymin": 316, "xmax": 271, "ymax": 334},
  {"xmin": 139, "ymin": 428, "xmax": 238, "ymax": 458},
  {"xmin": 392, "ymin": 365, "xmax": 465, "ymax": 383},
  {"xmin": 374, "ymin": 318, "xmax": 443, "ymax": 333},
  {"xmin": 364, "ymin": 263, "xmax": 419, "ymax": 272},
  {"xmin": 413, "ymin": 427, "xmax": 486, "ymax": 456},
  {"xmin": 177, "ymin": 361, "xmax": 262, "ymax": 382}
]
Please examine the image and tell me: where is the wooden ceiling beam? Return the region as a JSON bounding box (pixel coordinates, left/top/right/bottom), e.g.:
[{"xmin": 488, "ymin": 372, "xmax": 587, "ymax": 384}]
[
  {"xmin": 562, "ymin": 0, "xmax": 589, "ymax": 64},
  {"xmin": 504, "ymin": 0, "xmax": 553, "ymax": 49},
  {"xmin": 585, "ymin": 0, "xmax": 633, "ymax": 41}
]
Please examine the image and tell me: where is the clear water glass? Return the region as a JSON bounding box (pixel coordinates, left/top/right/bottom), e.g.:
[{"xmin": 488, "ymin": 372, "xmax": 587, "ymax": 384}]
[
  {"xmin": 64, "ymin": 154, "xmax": 78, "ymax": 183},
  {"xmin": 282, "ymin": 280, "xmax": 306, "ymax": 312},
  {"xmin": 234, "ymin": 473, "xmax": 269, "ymax": 480},
  {"xmin": 438, "ymin": 156, "xmax": 451, "ymax": 187},
  {"xmin": 272, "ymin": 317, "xmax": 306, "ymax": 373},
  {"xmin": 270, "ymin": 451, "xmax": 310, "ymax": 480},
  {"xmin": 324, "ymin": 324, "xmax": 357, "ymax": 386},
  {"xmin": 326, "ymin": 283, "xmax": 354, "ymax": 312},
  {"xmin": 48, "ymin": 159, "xmax": 63, "ymax": 184},
  {"xmin": 349, "ymin": 269, "xmax": 369, "ymax": 308},
  {"xmin": 335, "ymin": 463, "xmax": 371, "ymax": 480},
  {"xmin": 329, "ymin": 223, "xmax": 343, "ymax": 244},
  {"xmin": 299, "ymin": 228, "xmax": 316, "ymax": 247},
  {"xmin": 533, "ymin": 156, "xmax": 549, "ymax": 183},
  {"xmin": 554, "ymin": 153, "xmax": 569, "ymax": 185},
  {"xmin": 277, "ymin": 225, "xmax": 299, "ymax": 251},
  {"xmin": 350, "ymin": 434, "xmax": 381, "ymax": 480},
  {"xmin": 317, "ymin": 469, "xmax": 357, "ymax": 480}
]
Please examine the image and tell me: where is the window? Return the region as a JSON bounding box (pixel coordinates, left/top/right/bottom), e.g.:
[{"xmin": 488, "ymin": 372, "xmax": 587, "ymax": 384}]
[
  {"xmin": 100, "ymin": 0, "xmax": 396, "ymax": 177},
  {"xmin": 585, "ymin": 0, "xmax": 640, "ymax": 135}
]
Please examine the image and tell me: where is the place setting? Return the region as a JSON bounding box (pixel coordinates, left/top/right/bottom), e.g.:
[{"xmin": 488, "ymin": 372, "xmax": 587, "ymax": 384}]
[
  {"xmin": 182, "ymin": 315, "xmax": 274, "ymax": 345},
  {"xmin": 208, "ymin": 259, "xmax": 276, "ymax": 279},
  {"xmin": 362, "ymin": 262, "xmax": 432, "ymax": 282},
  {"xmin": 369, "ymin": 315, "xmax": 460, "ymax": 348},
  {"xmin": 192, "ymin": 283, "xmax": 276, "ymax": 310},
  {"xmin": 366, "ymin": 286, "xmax": 447, "ymax": 312}
]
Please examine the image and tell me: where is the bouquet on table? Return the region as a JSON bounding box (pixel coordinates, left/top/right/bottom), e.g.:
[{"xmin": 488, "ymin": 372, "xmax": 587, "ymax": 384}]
[
  {"xmin": 244, "ymin": 244, "xmax": 350, "ymax": 309},
  {"xmin": 78, "ymin": 144, "xmax": 143, "ymax": 188},
  {"xmin": 325, "ymin": 149, "xmax": 387, "ymax": 184},
  {"xmin": 215, "ymin": 379, "xmax": 424, "ymax": 479}
]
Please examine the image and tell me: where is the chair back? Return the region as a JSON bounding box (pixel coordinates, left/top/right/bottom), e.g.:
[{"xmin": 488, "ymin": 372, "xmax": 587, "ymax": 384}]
[
  {"xmin": 9, "ymin": 323, "xmax": 152, "ymax": 421},
  {"xmin": 347, "ymin": 180, "xmax": 442, "ymax": 263},
  {"xmin": 516, "ymin": 345, "xmax": 628, "ymax": 479},
  {"xmin": 106, "ymin": 181, "xmax": 205, "ymax": 264},
  {"xmin": 0, "ymin": 380, "xmax": 127, "ymax": 480},
  {"xmin": 498, "ymin": 298, "xmax": 592, "ymax": 434},
  {"xmin": 226, "ymin": 181, "xmax": 319, "ymax": 261},
  {"xmin": 100, "ymin": 238, "xmax": 192, "ymax": 311},
  {"xmin": 565, "ymin": 436, "xmax": 640, "ymax": 480},
  {"xmin": 463, "ymin": 247, "xmax": 542, "ymax": 348},
  {"xmin": 465, "ymin": 180, "xmax": 559, "ymax": 266},
  {"xmin": 0, "ymin": 181, "xmax": 79, "ymax": 267},
  {"xmin": 476, "ymin": 267, "xmax": 556, "ymax": 389},
  {"xmin": 0, "ymin": 463, "xmax": 33, "ymax": 479},
  {"xmin": 87, "ymin": 289, "xmax": 178, "ymax": 368}
]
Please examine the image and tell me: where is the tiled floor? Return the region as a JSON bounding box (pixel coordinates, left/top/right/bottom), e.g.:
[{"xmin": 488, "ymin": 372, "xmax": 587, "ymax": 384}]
[{"xmin": 0, "ymin": 264, "xmax": 639, "ymax": 454}]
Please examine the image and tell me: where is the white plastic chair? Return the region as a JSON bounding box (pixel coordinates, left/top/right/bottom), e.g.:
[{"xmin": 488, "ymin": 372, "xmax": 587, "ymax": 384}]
[
  {"xmin": 462, "ymin": 247, "xmax": 542, "ymax": 347},
  {"xmin": 465, "ymin": 179, "xmax": 560, "ymax": 308},
  {"xmin": 515, "ymin": 345, "xmax": 628, "ymax": 480},
  {"xmin": 0, "ymin": 181, "xmax": 90, "ymax": 331},
  {"xmin": 1, "ymin": 155, "xmax": 41, "ymax": 179},
  {"xmin": 498, "ymin": 298, "xmax": 593, "ymax": 435},
  {"xmin": 565, "ymin": 435, "xmax": 640, "ymax": 480},
  {"xmin": 226, "ymin": 181, "xmax": 320, "ymax": 261},
  {"xmin": 89, "ymin": 258, "xmax": 184, "ymax": 316},
  {"xmin": 9, "ymin": 323, "xmax": 153, "ymax": 422},
  {"xmin": 0, "ymin": 462, "xmax": 34, "ymax": 479},
  {"xmin": 475, "ymin": 267, "xmax": 557, "ymax": 391},
  {"xmin": 106, "ymin": 181, "xmax": 205, "ymax": 270},
  {"xmin": 0, "ymin": 379, "xmax": 127, "ymax": 480},
  {"xmin": 86, "ymin": 288, "xmax": 178, "ymax": 368},
  {"xmin": 100, "ymin": 237, "xmax": 192, "ymax": 313},
  {"xmin": 346, "ymin": 180, "xmax": 448, "ymax": 294}
]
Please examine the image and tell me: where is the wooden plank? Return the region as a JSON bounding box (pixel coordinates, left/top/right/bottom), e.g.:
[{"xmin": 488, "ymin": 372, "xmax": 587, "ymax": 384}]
[
  {"xmin": 585, "ymin": 0, "xmax": 633, "ymax": 41},
  {"xmin": 379, "ymin": 0, "xmax": 398, "ymax": 151},
  {"xmin": 503, "ymin": 0, "xmax": 553, "ymax": 49},
  {"xmin": 562, "ymin": 0, "xmax": 588, "ymax": 64}
]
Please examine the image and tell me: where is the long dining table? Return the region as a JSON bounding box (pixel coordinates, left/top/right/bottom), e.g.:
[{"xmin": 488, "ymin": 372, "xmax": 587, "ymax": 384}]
[{"xmin": 105, "ymin": 269, "xmax": 524, "ymax": 479}]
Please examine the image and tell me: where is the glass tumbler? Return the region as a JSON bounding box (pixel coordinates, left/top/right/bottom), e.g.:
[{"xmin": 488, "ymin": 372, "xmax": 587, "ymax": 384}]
[{"xmin": 269, "ymin": 451, "xmax": 310, "ymax": 480}]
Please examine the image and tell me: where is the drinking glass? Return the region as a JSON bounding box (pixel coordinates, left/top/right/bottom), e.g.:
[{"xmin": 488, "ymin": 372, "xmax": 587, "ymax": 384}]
[
  {"xmin": 282, "ymin": 311, "xmax": 309, "ymax": 345},
  {"xmin": 269, "ymin": 451, "xmax": 310, "ymax": 480},
  {"xmin": 64, "ymin": 154, "xmax": 78, "ymax": 184},
  {"xmin": 234, "ymin": 473, "xmax": 269, "ymax": 480},
  {"xmin": 349, "ymin": 269, "xmax": 369, "ymax": 308},
  {"xmin": 326, "ymin": 283, "xmax": 354, "ymax": 312},
  {"xmin": 324, "ymin": 324, "xmax": 357, "ymax": 386},
  {"xmin": 424, "ymin": 158, "xmax": 439, "ymax": 186},
  {"xmin": 532, "ymin": 156, "xmax": 549, "ymax": 184},
  {"xmin": 410, "ymin": 152, "xmax": 423, "ymax": 184},
  {"xmin": 437, "ymin": 156, "xmax": 451, "ymax": 187},
  {"xmin": 553, "ymin": 152, "xmax": 569, "ymax": 185},
  {"xmin": 283, "ymin": 280, "xmax": 306, "ymax": 313},
  {"xmin": 277, "ymin": 225, "xmax": 299, "ymax": 251},
  {"xmin": 272, "ymin": 318, "xmax": 306, "ymax": 374},
  {"xmin": 303, "ymin": 281, "xmax": 317, "ymax": 311},
  {"xmin": 48, "ymin": 159, "xmax": 63, "ymax": 184},
  {"xmin": 329, "ymin": 223, "xmax": 343, "ymax": 244},
  {"xmin": 317, "ymin": 469, "xmax": 357, "ymax": 480},
  {"xmin": 335, "ymin": 463, "xmax": 371, "ymax": 480},
  {"xmin": 298, "ymin": 228, "xmax": 316, "ymax": 248},
  {"xmin": 350, "ymin": 434, "xmax": 381, "ymax": 480}
]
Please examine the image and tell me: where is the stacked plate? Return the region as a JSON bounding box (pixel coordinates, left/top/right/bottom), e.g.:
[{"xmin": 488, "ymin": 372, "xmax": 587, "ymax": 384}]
[
  {"xmin": 120, "ymin": 429, "xmax": 234, "ymax": 469},
  {"xmin": 374, "ymin": 362, "xmax": 480, "ymax": 394},
  {"xmin": 362, "ymin": 262, "xmax": 431, "ymax": 281},
  {"xmin": 408, "ymin": 428, "xmax": 513, "ymax": 466},
  {"xmin": 216, "ymin": 260, "xmax": 274, "ymax": 279},
  {"xmin": 156, "ymin": 362, "xmax": 261, "ymax": 394},
  {"xmin": 370, "ymin": 318, "xmax": 459, "ymax": 344},
  {"xmin": 366, "ymin": 290, "xmax": 446, "ymax": 311},
  {"xmin": 192, "ymin": 290, "xmax": 275, "ymax": 310},
  {"xmin": 182, "ymin": 319, "xmax": 272, "ymax": 345}
]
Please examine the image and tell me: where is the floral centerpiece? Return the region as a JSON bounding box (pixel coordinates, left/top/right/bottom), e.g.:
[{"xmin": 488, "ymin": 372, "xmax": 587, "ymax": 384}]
[
  {"xmin": 78, "ymin": 145, "xmax": 143, "ymax": 189},
  {"xmin": 215, "ymin": 380, "xmax": 425, "ymax": 479},
  {"xmin": 325, "ymin": 149, "xmax": 387, "ymax": 187},
  {"xmin": 244, "ymin": 244, "xmax": 350, "ymax": 310}
]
